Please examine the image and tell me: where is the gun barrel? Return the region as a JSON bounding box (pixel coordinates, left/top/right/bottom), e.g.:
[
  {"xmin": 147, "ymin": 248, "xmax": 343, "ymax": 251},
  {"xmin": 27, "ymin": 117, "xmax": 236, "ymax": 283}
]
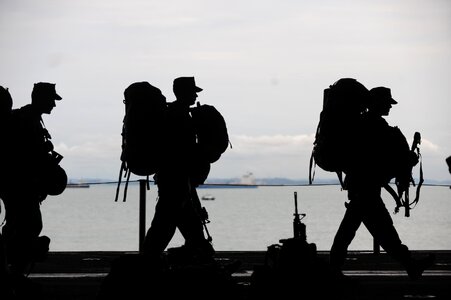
[
  {"xmin": 294, "ymin": 192, "xmax": 298, "ymax": 215},
  {"xmin": 412, "ymin": 132, "xmax": 421, "ymax": 151},
  {"xmin": 414, "ymin": 131, "xmax": 421, "ymax": 143},
  {"xmin": 404, "ymin": 190, "xmax": 410, "ymax": 217}
]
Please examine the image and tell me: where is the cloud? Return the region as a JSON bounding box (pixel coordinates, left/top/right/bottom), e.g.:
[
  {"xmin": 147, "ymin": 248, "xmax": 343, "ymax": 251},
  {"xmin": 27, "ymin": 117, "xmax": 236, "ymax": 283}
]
[
  {"xmin": 53, "ymin": 136, "xmax": 121, "ymax": 179},
  {"xmin": 208, "ymin": 134, "xmax": 318, "ymax": 179},
  {"xmin": 414, "ymin": 138, "xmax": 440, "ymax": 153},
  {"xmin": 54, "ymin": 139, "xmax": 118, "ymax": 160},
  {"xmin": 229, "ymin": 134, "xmax": 315, "ymax": 156}
]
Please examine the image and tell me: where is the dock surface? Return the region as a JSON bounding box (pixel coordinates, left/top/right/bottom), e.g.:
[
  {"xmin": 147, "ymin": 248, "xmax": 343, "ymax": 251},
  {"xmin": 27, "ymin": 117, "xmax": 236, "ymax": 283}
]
[{"xmin": 15, "ymin": 250, "xmax": 451, "ymax": 299}]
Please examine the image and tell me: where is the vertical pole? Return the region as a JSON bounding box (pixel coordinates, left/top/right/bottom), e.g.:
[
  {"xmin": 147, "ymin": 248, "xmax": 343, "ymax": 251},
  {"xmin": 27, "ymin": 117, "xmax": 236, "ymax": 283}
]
[
  {"xmin": 373, "ymin": 238, "xmax": 380, "ymax": 255},
  {"xmin": 139, "ymin": 179, "xmax": 146, "ymax": 253}
]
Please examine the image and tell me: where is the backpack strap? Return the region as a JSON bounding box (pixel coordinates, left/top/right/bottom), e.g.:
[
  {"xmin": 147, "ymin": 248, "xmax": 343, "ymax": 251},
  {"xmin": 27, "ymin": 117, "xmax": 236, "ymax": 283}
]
[
  {"xmin": 114, "ymin": 161, "xmax": 125, "ymax": 202},
  {"xmin": 399, "ymin": 181, "xmax": 411, "ymax": 217},
  {"xmin": 122, "ymin": 169, "xmax": 131, "ymax": 202},
  {"xmin": 336, "ymin": 171, "xmax": 344, "ymax": 190},
  {"xmin": 406, "ymin": 131, "xmax": 423, "ymax": 212},
  {"xmin": 308, "ymin": 149, "xmax": 316, "ymax": 185},
  {"xmin": 410, "ymin": 152, "xmax": 423, "ymax": 209},
  {"xmin": 383, "ymin": 183, "xmax": 403, "ymax": 214}
]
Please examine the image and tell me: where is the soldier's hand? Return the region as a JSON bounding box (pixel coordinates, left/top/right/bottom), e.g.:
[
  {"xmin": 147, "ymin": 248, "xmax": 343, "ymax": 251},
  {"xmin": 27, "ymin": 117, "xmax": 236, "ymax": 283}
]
[
  {"xmin": 397, "ymin": 177, "xmax": 410, "ymax": 191},
  {"xmin": 200, "ymin": 207, "xmax": 209, "ymax": 221},
  {"xmin": 409, "ymin": 150, "xmax": 419, "ymax": 166}
]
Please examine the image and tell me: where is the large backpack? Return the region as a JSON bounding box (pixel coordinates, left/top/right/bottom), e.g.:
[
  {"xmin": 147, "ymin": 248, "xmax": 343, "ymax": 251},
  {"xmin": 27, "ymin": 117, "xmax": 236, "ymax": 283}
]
[
  {"xmin": 115, "ymin": 82, "xmax": 167, "ymax": 201},
  {"xmin": 190, "ymin": 102, "xmax": 231, "ymax": 164},
  {"xmin": 309, "ymin": 78, "xmax": 370, "ymax": 185}
]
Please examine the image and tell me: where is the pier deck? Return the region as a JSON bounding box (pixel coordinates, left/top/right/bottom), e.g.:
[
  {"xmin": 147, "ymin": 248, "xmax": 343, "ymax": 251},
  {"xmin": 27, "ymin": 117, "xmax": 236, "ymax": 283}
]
[{"xmin": 20, "ymin": 250, "xmax": 451, "ymax": 299}]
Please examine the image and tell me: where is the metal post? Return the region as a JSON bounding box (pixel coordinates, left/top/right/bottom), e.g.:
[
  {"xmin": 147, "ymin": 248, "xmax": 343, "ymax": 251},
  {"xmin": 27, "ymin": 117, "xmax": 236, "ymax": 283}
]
[
  {"xmin": 138, "ymin": 179, "xmax": 147, "ymax": 253},
  {"xmin": 373, "ymin": 238, "xmax": 380, "ymax": 255}
]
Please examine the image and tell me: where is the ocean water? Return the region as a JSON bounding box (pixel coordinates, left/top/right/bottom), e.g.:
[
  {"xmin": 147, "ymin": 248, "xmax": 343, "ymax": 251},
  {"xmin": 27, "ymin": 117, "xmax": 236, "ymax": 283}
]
[{"xmin": 30, "ymin": 183, "xmax": 451, "ymax": 252}]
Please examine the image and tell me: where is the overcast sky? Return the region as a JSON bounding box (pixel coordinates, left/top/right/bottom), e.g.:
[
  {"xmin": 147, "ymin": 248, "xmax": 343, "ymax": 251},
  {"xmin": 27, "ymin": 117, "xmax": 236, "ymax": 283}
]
[{"xmin": 1, "ymin": 0, "xmax": 450, "ymax": 182}]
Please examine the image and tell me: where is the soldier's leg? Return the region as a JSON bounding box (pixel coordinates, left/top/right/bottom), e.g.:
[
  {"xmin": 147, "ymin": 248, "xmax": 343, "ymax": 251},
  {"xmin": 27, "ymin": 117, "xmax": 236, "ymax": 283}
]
[
  {"xmin": 144, "ymin": 179, "xmax": 188, "ymax": 257},
  {"xmin": 330, "ymin": 200, "xmax": 363, "ymax": 272},
  {"xmin": 362, "ymin": 195, "xmax": 411, "ymax": 263}
]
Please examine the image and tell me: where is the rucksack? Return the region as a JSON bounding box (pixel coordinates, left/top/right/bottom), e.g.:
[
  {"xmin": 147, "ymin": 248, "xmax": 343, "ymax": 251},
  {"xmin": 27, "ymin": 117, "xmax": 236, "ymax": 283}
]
[
  {"xmin": 190, "ymin": 102, "xmax": 231, "ymax": 164},
  {"xmin": 115, "ymin": 82, "xmax": 167, "ymax": 201},
  {"xmin": 309, "ymin": 78, "xmax": 370, "ymax": 185}
]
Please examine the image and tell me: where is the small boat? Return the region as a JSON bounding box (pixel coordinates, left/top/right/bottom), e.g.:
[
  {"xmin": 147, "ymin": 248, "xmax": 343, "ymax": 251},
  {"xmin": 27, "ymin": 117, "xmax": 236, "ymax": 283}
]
[{"xmin": 201, "ymin": 194, "xmax": 215, "ymax": 201}]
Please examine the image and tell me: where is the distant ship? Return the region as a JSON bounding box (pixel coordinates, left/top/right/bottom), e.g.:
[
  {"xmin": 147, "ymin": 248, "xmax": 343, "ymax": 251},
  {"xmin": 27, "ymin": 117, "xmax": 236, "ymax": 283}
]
[
  {"xmin": 239, "ymin": 172, "xmax": 256, "ymax": 185},
  {"xmin": 198, "ymin": 172, "xmax": 258, "ymax": 189}
]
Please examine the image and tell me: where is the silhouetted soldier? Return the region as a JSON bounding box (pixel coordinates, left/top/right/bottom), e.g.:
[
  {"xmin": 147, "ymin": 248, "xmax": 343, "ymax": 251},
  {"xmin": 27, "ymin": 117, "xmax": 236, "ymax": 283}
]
[
  {"xmin": 0, "ymin": 86, "xmax": 13, "ymax": 196},
  {"xmin": 144, "ymin": 77, "xmax": 214, "ymax": 264},
  {"xmin": 0, "ymin": 86, "xmax": 12, "ymax": 123},
  {"xmin": 330, "ymin": 86, "xmax": 435, "ymax": 280},
  {"xmin": 0, "ymin": 85, "xmax": 14, "ymax": 297},
  {"xmin": 2, "ymin": 82, "xmax": 63, "ymax": 281}
]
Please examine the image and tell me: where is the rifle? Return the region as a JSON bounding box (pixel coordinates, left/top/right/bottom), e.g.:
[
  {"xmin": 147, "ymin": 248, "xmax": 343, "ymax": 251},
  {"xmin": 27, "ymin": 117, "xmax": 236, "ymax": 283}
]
[
  {"xmin": 292, "ymin": 192, "xmax": 306, "ymax": 241},
  {"xmin": 191, "ymin": 188, "xmax": 213, "ymax": 243},
  {"xmin": 277, "ymin": 192, "xmax": 317, "ymax": 266},
  {"xmin": 409, "ymin": 132, "xmax": 423, "ymax": 214},
  {"xmin": 395, "ymin": 131, "xmax": 422, "ymax": 217}
]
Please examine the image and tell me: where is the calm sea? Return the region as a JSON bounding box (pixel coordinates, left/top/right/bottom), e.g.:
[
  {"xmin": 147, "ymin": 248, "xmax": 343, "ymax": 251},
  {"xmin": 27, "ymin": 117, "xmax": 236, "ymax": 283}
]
[{"xmin": 26, "ymin": 183, "xmax": 451, "ymax": 252}]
